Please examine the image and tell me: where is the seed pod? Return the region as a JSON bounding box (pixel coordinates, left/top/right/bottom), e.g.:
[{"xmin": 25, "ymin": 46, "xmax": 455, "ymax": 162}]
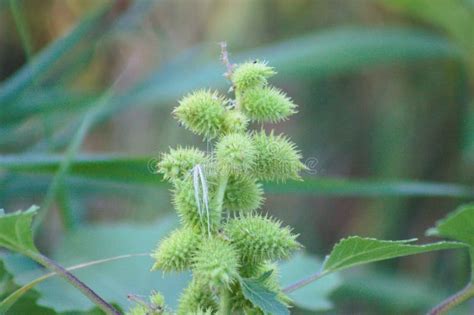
[
  {"xmin": 151, "ymin": 227, "xmax": 201, "ymax": 272},
  {"xmin": 174, "ymin": 90, "xmax": 227, "ymax": 139},
  {"xmin": 216, "ymin": 133, "xmax": 256, "ymax": 175},
  {"xmin": 158, "ymin": 147, "xmax": 209, "ymax": 183},
  {"xmin": 252, "ymin": 130, "xmax": 306, "ymax": 182},
  {"xmin": 224, "ymin": 175, "xmax": 264, "ymax": 213},
  {"xmin": 177, "ymin": 280, "xmax": 217, "ymax": 315},
  {"xmin": 232, "ymin": 61, "xmax": 276, "ymax": 91},
  {"xmin": 225, "ymin": 214, "xmax": 301, "ymax": 264},
  {"xmin": 193, "ymin": 237, "xmax": 240, "ymax": 289},
  {"xmin": 241, "ymin": 86, "xmax": 297, "ymax": 123},
  {"xmin": 222, "ymin": 110, "xmax": 249, "ymax": 134},
  {"xmin": 173, "ymin": 177, "xmax": 220, "ymax": 232}
]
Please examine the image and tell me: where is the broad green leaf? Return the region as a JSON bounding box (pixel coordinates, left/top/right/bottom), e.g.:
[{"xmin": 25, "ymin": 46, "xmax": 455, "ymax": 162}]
[
  {"xmin": 426, "ymin": 203, "xmax": 474, "ymax": 246},
  {"xmin": 279, "ymin": 252, "xmax": 341, "ymax": 311},
  {"xmin": 0, "ymin": 206, "xmax": 39, "ymax": 256},
  {"xmin": 240, "ymin": 271, "xmax": 289, "ymax": 315},
  {"xmin": 2, "ymin": 154, "xmax": 474, "ymax": 198},
  {"xmin": 2, "ymin": 217, "xmax": 188, "ymax": 313},
  {"xmin": 323, "ymin": 237, "xmax": 465, "ymax": 274}
]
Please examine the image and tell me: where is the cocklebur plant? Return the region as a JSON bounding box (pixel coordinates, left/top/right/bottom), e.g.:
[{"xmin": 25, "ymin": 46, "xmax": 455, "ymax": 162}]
[{"xmin": 127, "ymin": 50, "xmax": 304, "ymax": 315}]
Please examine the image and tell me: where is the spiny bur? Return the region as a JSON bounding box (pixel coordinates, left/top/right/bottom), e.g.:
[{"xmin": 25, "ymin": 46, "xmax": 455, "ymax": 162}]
[
  {"xmin": 158, "ymin": 147, "xmax": 209, "ymax": 182},
  {"xmin": 225, "ymin": 214, "xmax": 301, "ymax": 264},
  {"xmin": 252, "ymin": 130, "xmax": 306, "ymax": 182},
  {"xmin": 193, "ymin": 237, "xmax": 240, "ymax": 289},
  {"xmin": 241, "ymin": 86, "xmax": 297, "ymax": 123},
  {"xmin": 232, "ymin": 61, "xmax": 276, "ymax": 91},
  {"xmin": 224, "ymin": 175, "xmax": 263, "ymax": 213},
  {"xmin": 131, "ymin": 48, "xmax": 306, "ymax": 315},
  {"xmin": 174, "ymin": 90, "xmax": 227, "ymax": 139},
  {"xmin": 177, "ymin": 280, "xmax": 218, "ymax": 315},
  {"xmin": 216, "ymin": 133, "xmax": 256, "ymax": 175},
  {"xmin": 151, "ymin": 227, "xmax": 201, "ymax": 272}
]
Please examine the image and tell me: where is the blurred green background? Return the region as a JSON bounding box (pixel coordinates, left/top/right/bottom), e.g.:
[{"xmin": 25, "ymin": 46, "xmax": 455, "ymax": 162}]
[{"xmin": 1, "ymin": 0, "xmax": 474, "ymax": 314}]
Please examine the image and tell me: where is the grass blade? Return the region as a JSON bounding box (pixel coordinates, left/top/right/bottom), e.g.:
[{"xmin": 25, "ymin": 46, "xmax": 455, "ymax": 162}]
[{"xmin": 0, "ymin": 154, "xmax": 473, "ymax": 198}]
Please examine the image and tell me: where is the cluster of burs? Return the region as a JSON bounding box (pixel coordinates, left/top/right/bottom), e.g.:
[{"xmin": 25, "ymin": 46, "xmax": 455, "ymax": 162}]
[{"xmin": 128, "ymin": 60, "xmax": 306, "ymax": 315}]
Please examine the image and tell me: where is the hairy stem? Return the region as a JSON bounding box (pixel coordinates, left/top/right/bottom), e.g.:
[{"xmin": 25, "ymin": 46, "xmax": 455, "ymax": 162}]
[
  {"xmin": 218, "ymin": 288, "xmax": 231, "ymax": 315},
  {"xmin": 428, "ymin": 282, "xmax": 474, "ymax": 315},
  {"xmin": 283, "ymin": 271, "xmax": 325, "ymax": 293},
  {"xmin": 31, "ymin": 252, "xmax": 120, "ymax": 315},
  {"xmin": 0, "ymin": 253, "xmax": 148, "ymax": 312}
]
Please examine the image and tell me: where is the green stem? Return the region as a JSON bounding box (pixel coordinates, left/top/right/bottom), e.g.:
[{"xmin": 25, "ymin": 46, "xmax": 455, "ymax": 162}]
[
  {"xmin": 428, "ymin": 283, "xmax": 474, "ymax": 315},
  {"xmin": 30, "ymin": 252, "xmax": 121, "ymax": 315},
  {"xmin": 218, "ymin": 288, "xmax": 231, "ymax": 315},
  {"xmin": 0, "ymin": 253, "xmax": 148, "ymax": 313},
  {"xmin": 283, "ymin": 271, "xmax": 326, "ymax": 293}
]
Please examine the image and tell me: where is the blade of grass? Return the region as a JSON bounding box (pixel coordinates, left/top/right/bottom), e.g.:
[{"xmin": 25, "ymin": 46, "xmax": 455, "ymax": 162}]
[
  {"xmin": 9, "ymin": 0, "xmax": 33, "ymax": 59},
  {"xmin": 0, "ymin": 0, "xmax": 131, "ymax": 107},
  {"xmin": 0, "ymin": 154, "xmax": 473, "ymax": 198},
  {"xmin": 34, "ymin": 49, "xmax": 140, "ymax": 232},
  {"xmin": 33, "ymin": 90, "xmax": 116, "ymax": 233}
]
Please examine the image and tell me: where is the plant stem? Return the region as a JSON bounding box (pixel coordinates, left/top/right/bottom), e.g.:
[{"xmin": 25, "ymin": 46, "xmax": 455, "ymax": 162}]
[
  {"xmin": 31, "ymin": 252, "xmax": 121, "ymax": 315},
  {"xmin": 282, "ymin": 271, "xmax": 325, "ymax": 293},
  {"xmin": 218, "ymin": 288, "xmax": 231, "ymax": 315},
  {"xmin": 0, "ymin": 253, "xmax": 148, "ymax": 313},
  {"xmin": 428, "ymin": 282, "xmax": 474, "ymax": 315}
]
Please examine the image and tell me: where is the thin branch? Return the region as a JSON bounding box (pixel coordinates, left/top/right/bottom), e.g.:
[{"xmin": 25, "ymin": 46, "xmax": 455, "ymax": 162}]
[
  {"xmin": 32, "ymin": 253, "xmax": 122, "ymax": 315},
  {"xmin": 283, "ymin": 271, "xmax": 325, "ymax": 293},
  {"xmin": 428, "ymin": 282, "xmax": 474, "ymax": 315},
  {"xmin": 219, "ymin": 41, "xmax": 234, "ymax": 82}
]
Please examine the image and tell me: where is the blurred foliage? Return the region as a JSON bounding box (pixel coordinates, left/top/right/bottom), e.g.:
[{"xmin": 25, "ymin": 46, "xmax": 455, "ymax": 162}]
[{"xmin": 0, "ymin": 0, "xmax": 473, "ymax": 314}]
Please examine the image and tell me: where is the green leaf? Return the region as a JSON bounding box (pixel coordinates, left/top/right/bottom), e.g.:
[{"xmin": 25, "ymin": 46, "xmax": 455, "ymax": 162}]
[
  {"xmin": 0, "ymin": 206, "xmax": 39, "ymax": 256},
  {"xmin": 279, "ymin": 252, "xmax": 341, "ymax": 311},
  {"xmin": 2, "ymin": 217, "xmax": 189, "ymax": 313},
  {"xmin": 323, "ymin": 236, "xmax": 465, "ymax": 274},
  {"xmin": 426, "ymin": 203, "xmax": 474, "ymax": 246},
  {"xmin": 240, "ymin": 271, "xmax": 290, "ymax": 315}
]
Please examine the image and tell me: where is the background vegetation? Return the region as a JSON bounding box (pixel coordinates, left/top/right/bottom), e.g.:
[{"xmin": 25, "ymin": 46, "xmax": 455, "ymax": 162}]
[{"xmin": 0, "ymin": 0, "xmax": 473, "ymax": 314}]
